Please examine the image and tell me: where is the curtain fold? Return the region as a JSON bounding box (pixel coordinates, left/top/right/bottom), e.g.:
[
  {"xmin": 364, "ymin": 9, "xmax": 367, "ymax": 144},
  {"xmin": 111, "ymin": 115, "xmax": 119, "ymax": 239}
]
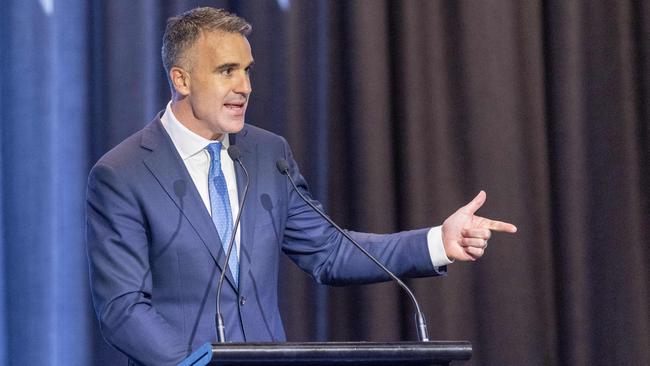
[{"xmin": 1, "ymin": 0, "xmax": 91, "ymax": 364}]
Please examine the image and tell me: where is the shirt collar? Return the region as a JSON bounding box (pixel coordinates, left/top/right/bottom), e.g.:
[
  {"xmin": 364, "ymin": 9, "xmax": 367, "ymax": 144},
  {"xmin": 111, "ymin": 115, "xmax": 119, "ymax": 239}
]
[{"xmin": 160, "ymin": 101, "xmax": 230, "ymax": 160}]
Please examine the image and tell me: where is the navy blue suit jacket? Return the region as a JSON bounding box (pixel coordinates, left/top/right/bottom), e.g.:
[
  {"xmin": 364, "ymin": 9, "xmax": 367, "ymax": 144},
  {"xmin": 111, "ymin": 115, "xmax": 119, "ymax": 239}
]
[{"xmin": 86, "ymin": 115, "xmax": 444, "ymax": 365}]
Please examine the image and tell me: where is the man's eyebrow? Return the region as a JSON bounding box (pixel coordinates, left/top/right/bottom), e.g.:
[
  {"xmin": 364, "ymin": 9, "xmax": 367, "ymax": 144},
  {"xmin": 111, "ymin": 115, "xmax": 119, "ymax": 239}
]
[
  {"xmin": 215, "ymin": 63, "xmax": 240, "ymax": 72},
  {"xmin": 214, "ymin": 61, "xmax": 255, "ymax": 72}
]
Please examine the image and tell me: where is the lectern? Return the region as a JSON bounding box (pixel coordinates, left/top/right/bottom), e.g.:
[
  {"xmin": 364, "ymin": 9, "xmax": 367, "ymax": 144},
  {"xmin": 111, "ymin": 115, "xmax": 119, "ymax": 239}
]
[{"xmin": 178, "ymin": 341, "xmax": 472, "ymax": 366}]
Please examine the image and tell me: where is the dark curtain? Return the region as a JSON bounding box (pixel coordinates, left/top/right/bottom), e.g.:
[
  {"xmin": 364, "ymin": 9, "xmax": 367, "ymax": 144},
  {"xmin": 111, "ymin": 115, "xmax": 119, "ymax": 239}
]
[{"xmin": 1, "ymin": 1, "xmax": 648, "ymax": 365}]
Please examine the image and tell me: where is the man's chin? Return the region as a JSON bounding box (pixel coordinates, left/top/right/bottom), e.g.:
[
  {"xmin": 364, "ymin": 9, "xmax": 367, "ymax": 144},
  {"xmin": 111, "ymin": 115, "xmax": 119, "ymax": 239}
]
[{"xmin": 225, "ymin": 119, "xmax": 246, "ymax": 134}]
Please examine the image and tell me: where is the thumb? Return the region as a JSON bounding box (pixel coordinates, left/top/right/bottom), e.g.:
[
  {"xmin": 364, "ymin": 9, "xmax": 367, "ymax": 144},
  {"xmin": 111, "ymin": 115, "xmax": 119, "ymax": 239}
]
[{"xmin": 460, "ymin": 190, "xmax": 486, "ymax": 215}]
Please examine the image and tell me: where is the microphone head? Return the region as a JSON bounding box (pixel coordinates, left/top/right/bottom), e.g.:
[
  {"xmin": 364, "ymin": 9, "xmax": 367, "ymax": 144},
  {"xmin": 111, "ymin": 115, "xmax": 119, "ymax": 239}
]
[
  {"xmin": 227, "ymin": 145, "xmax": 242, "ymax": 161},
  {"xmin": 173, "ymin": 179, "xmax": 187, "ymax": 198},
  {"xmin": 276, "ymin": 159, "xmax": 289, "ymax": 175}
]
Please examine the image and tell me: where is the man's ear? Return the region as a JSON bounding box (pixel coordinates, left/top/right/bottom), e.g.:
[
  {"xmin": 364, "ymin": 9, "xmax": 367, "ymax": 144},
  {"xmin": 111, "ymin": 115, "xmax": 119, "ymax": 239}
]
[{"xmin": 170, "ymin": 67, "xmax": 190, "ymax": 96}]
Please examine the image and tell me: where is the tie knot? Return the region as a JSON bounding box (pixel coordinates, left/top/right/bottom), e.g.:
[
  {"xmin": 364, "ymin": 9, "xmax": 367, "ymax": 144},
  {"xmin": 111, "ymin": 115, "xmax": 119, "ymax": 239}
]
[{"xmin": 207, "ymin": 142, "xmax": 222, "ymax": 163}]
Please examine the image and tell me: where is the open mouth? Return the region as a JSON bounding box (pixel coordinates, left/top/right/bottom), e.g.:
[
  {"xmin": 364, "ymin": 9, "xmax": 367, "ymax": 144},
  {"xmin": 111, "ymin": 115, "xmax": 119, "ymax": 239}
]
[{"xmin": 224, "ymin": 101, "xmax": 246, "ymax": 115}]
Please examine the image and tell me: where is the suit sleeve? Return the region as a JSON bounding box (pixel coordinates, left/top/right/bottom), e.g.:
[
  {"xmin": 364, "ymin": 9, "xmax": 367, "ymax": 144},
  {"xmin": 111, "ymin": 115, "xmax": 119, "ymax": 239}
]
[
  {"xmin": 277, "ymin": 139, "xmax": 446, "ymax": 285},
  {"xmin": 86, "ymin": 162, "xmax": 187, "ymax": 365}
]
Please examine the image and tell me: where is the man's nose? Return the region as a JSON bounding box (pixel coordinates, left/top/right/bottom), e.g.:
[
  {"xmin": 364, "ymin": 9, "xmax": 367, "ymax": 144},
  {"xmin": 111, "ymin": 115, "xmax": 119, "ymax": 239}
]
[{"xmin": 234, "ymin": 72, "xmax": 252, "ymax": 95}]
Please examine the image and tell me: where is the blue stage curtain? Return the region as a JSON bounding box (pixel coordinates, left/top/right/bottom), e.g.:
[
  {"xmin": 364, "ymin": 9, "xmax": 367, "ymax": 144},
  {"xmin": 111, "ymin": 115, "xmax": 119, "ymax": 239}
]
[{"xmin": 1, "ymin": 0, "xmax": 92, "ymax": 364}]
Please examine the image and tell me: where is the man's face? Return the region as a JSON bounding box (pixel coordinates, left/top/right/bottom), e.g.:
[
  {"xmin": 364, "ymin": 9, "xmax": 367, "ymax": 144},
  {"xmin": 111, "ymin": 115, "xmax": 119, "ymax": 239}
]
[{"xmin": 180, "ymin": 30, "xmax": 253, "ymax": 139}]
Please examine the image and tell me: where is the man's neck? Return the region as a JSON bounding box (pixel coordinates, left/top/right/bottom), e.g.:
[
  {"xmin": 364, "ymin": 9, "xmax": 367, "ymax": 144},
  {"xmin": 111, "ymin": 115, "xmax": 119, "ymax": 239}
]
[{"xmin": 170, "ymin": 98, "xmax": 223, "ymax": 141}]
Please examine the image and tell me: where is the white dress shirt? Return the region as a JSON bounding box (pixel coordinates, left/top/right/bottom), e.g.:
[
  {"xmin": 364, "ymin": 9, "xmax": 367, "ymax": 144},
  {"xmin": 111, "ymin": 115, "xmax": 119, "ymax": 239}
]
[
  {"xmin": 159, "ymin": 102, "xmax": 452, "ymax": 268},
  {"xmin": 160, "ymin": 103, "xmax": 241, "ymax": 259}
]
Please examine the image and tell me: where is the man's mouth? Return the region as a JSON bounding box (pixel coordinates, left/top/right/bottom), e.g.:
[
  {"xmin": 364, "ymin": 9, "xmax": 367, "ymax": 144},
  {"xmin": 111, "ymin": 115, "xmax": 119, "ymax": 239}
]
[{"xmin": 224, "ymin": 101, "xmax": 247, "ymax": 115}]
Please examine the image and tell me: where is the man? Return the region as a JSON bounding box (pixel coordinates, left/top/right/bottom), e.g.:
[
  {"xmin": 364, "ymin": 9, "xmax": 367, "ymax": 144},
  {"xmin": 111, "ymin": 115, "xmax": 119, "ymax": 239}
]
[{"xmin": 86, "ymin": 7, "xmax": 516, "ymax": 365}]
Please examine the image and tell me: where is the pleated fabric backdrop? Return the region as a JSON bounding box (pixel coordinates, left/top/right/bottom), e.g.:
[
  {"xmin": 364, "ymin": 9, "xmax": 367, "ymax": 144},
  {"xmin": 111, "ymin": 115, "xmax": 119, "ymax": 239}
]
[{"xmin": 0, "ymin": 1, "xmax": 648, "ymax": 365}]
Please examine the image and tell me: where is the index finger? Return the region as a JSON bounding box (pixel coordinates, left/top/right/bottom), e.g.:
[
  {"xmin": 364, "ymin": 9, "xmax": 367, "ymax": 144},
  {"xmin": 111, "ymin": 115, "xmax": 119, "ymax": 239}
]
[{"xmin": 479, "ymin": 218, "xmax": 518, "ymax": 233}]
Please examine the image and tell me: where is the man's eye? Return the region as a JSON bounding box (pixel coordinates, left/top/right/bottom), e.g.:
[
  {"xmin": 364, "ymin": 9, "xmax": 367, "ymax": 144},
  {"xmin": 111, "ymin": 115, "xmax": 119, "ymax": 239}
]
[{"xmin": 222, "ymin": 68, "xmax": 234, "ymax": 76}]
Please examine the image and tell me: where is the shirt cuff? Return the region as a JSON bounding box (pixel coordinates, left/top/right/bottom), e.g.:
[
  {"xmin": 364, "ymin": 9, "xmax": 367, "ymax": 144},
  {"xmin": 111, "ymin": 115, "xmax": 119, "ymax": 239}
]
[{"xmin": 427, "ymin": 226, "xmax": 454, "ymax": 268}]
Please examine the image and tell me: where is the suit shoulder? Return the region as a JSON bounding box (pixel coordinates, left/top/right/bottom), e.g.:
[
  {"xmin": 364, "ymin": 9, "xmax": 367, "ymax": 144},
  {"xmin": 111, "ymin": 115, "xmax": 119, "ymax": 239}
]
[
  {"xmin": 90, "ymin": 116, "xmax": 171, "ymax": 187},
  {"xmin": 91, "ymin": 129, "xmax": 147, "ymax": 173}
]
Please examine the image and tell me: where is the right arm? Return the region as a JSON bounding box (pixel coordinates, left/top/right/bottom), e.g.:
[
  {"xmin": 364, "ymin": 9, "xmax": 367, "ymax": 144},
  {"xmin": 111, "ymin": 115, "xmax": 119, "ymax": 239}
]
[{"xmin": 86, "ymin": 162, "xmax": 187, "ymax": 366}]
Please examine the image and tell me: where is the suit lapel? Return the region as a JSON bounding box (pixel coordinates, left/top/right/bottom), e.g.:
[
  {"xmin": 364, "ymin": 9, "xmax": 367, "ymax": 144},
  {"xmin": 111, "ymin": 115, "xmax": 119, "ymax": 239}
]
[
  {"xmin": 140, "ymin": 118, "xmax": 237, "ymax": 289},
  {"xmin": 230, "ymin": 128, "xmax": 258, "ymax": 291}
]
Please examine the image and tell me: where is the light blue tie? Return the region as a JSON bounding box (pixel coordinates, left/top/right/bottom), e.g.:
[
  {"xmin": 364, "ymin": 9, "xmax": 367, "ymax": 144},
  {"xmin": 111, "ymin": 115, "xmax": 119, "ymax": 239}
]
[{"xmin": 207, "ymin": 142, "xmax": 238, "ymax": 286}]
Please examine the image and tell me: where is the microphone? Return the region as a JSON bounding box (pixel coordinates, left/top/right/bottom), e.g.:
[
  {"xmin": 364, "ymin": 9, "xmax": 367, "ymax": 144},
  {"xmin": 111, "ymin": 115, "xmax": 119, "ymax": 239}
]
[
  {"xmin": 215, "ymin": 145, "xmax": 250, "ymax": 343},
  {"xmin": 275, "ymin": 159, "xmax": 430, "ymax": 342}
]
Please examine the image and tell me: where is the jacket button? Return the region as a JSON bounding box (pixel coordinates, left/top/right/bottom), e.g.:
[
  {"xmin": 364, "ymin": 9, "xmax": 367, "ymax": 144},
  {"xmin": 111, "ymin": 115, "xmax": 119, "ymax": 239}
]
[{"xmin": 239, "ymin": 296, "xmax": 246, "ymax": 306}]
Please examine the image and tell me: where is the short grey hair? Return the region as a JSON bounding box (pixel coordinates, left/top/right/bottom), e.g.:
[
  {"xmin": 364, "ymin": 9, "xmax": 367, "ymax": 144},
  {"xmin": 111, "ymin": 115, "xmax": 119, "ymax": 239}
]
[{"xmin": 161, "ymin": 7, "xmax": 252, "ymax": 78}]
